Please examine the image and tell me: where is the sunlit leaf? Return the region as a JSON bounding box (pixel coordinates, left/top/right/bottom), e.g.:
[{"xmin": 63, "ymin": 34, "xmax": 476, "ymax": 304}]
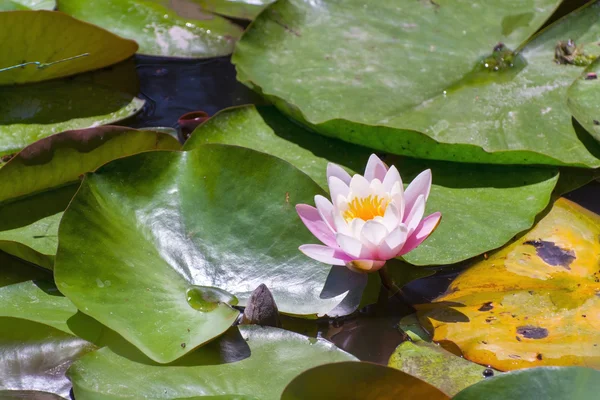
[
  {"xmin": 0, "ymin": 126, "xmax": 180, "ymax": 269},
  {"xmin": 9, "ymin": 0, "xmax": 55, "ymax": 9},
  {"xmin": 418, "ymin": 198, "xmax": 600, "ymax": 371},
  {"xmin": 58, "ymin": 0, "xmax": 243, "ymax": 58},
  {"xmin": 568, "ymin": 58, "xmax": 600, "ymax": 143},
  {"xmin": 186, "ymin": 105, "xmax": 559, "ymax": 265},
  {"xmin": 68, "ymin": 326, "xmax": 357, "ymax": 399},
  {"xmin": 233, "ymin": 0, "xmax": 600, "ymax": 167},
  {"xmin": 0, "ymin": 11, "xmax": 137, "ymax": 84},
  {"xmin": 453, "ymin": 367, "xmax": 600, "ymax": 400},
  {"xmin": 281, "ymin": 361, "xmax": 449, "ymax": 400}
]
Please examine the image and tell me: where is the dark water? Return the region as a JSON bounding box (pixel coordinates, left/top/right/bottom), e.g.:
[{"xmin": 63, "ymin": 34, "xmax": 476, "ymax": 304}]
[{"xmin": 124, "ymin": 54, "xmax": 600, "ymax": 366}]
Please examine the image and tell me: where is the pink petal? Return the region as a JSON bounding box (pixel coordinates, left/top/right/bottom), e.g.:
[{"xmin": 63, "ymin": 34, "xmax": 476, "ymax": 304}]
[
  {"xmin": 382, "ymin": 165, "xmax": 402, "ymax": 193},
  {"xmin": 378, "ymin": 225, "xmax": 408, "ymax": 260},
  {"xmin": 328, "ymin": 176, "xmax": 350, "ymax": 202},
  {"xmin": 404, "ymin": 195, "xmax": 425, "ymax": 234},
  {"xmin": 404, "ymin": 169, "xmax": 432, "ymax": 216},
  {"xmin": 364, "ymin": 154, "xmax": 388, "ymax": 182},
  {"xmin": 398, "ymin": 212, "xmax": 441, "ymax": 255},
  {"xmin": 299, "ymin": 244, "xmax": 352, "ymax": 266},
  {"xmin": 296, "ymin": 205, "xmax": 338, "ymax": 248},
  {"xmin": 314, "ymin": 195, "xmax": 335, "ymax": 232},
  {"xmin": 327, "ymin": 163, "xmax": 352, "ymax": 185}
]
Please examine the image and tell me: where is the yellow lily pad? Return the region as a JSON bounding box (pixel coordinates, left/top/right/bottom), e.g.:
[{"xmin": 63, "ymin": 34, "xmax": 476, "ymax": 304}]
[{"xmin": 418, "ymin": 198, "xmax": 600, "ymax": 371}]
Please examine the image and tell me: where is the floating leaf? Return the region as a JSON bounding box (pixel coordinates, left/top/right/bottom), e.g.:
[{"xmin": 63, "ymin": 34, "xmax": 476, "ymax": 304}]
[
  {"xmin": 0, "ymin": 251, "xmax": 51, "ymax": 287},
  {"xmin": 233, "ymin": 0, "xmax": 600, "ymax": 167},
  {"xmin": 0, "ymin": 391, "xmax": 66, "ymax": 400},
  {"xmin": 55, "ymin": 145, "xmax": 370, "ymax": 362},
  {"xmin": 453, "ymin": 367, "xmax": 600, "ymax": 400},
  {"xmin": 0, "ymin": 126, "xmax": 179, "ymax": 269},
  {"xmin": 418, "ymin": 198, "xmax": 600, "ymax": 371},
  {"xmin": 0, "ymin": 61, "xmax": 146, "ymax": 157},
  {"xmin": 281, "ymin": 361, "xmax": 449, "ymax": 400},
  {"xmin": 68, "ymin": 326, "xmax": 357, "ymax": 399},
  {"xmin": 0, "ymin": 11, "xmax": 137, "ymax": 84},
  {"xmin": 189, "ymin": 0, "xmax": 275, "ymax": 20},
  {"xmin": 59, "ymin": 0, "xmax": 243, "ymax": 58},
  {"xmin": 568, "ymin": 59, "xmax": 600, "ymax": 142},
  {"xmin": 186, "ymin": 105, "xmax": 560, "ymax": 265},
  {"xmin": 0, "ymin": 317, "xmax": 95, "ymax": 398},
  {"xmin": 9, "ymin": 0, "xmax": 55, "ymax": 9},
  {"xmin": 388, "ymin": 341, "xmax": 490, "ymax": 396}
]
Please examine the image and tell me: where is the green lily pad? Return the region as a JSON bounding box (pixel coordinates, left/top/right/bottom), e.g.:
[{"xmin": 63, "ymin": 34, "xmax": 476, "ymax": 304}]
[
  {"xmin": 0, "ymin": 126, "xmax": 180, "ymax": 269},
  {"xmin": 0, "ymin": 2, "xmax": 29, "ymax": 10},
  {"xmin": 0, "ymin": 11, "xmax": 137, "ymax": 85},
  {"xmin": 185, "ymin": 105, "xmax": 559, "ymax": 266},
  {"xmin": 0, "ymin": 81, "xmax": 145, "ymax": 157},
  {"xmin": 58, "ymin": 0, "xmax": 243, "ymax": 58},
  {"xmin": 453, "ymin": 367, "xmax": 600, "ymax": 400},
  {"xmin": 233, "ymin": 0, "xmax": 600, "ymax": 167},
  {"xmin": 568, "ymin": 59, "xmax": 600, "ymax": 142},
  {"xmin": 0, "ymin": 60, "xmax": 145, "ymax": 157},
  {"xmin": 55, "ymin": 145, "xmax": 373, "ymax": 362},
  {"xmin": 10, "ymin": 0, "xmax": 55, "ymax": 9},
  {"xmin": 281, "ymin": 361, "xmax": 449, "ymax": 400},
  {"xmin": 189, "ymin": 0, "xmax": 275, "ymax": 20},
  {"xmin": 0, "ymin": 317, "xmax": 95, "ymax": 398},
  {"xmin": 0, "ymin": 251, "xmax": 51, "ymax": 287},
  {"xmin": 68, "ymin": 326, "xmax": 356, "ymax": 399}
]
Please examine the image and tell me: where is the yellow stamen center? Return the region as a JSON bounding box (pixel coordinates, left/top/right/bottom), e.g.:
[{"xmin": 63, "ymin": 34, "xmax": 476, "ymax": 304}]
[{"xmin": 343, "ymin": 195, "xmax": 388, "ymax": 222}]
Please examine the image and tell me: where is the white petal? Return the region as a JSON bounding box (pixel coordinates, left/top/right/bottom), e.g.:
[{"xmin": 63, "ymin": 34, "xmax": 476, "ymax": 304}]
[
  {"xmin": 405, "ymin": 195, "xmax": 425, "ymax": 234},
  {"xmin": 383, "ymin": 225, "xmax": 408, "ymax": 250},
  {"xmin": 382, "ymin": 165, "xmax": 402, "ymax": 193},
  {"xmin": 333, "ymin": 213, "xmax": 352, "ymax": 236},
  {"xmin": 390, "ymin": 181, "xmax": 405, "ymax": 221},
  {"xmin": 336, "ymin": 233, "xmax": 364, "ymax": 258},
  {"xmin": 364, "ymin": 154, "xmax": 388, "ymax": 182},
  {"xmin": 381, "ymin": 203, "xmax": 400, "ymax": 232},
  {"xmin": 360, "ymin": 220, "xmax": 388, "ymax": 247},
  {"xmin": 404, "ymin": 169, "xmax": 432, "ymax": 216},
  {"xmin": 349, "ymin": 218, "xmax": 366, "ymax": 238},
  {"xmin": 349, "ymin": 174, "xmax": 371, "ymax": 198},
  {"xmin": 314, "ymin": 195, "xmax": 335, "ymax": 232},
  {"xmin": 327, "ymin": 163, "xmax": 352, "ymax": 185},
  {"xmin": 328, "ymin": 176, "xmax": 350, "ymax": 202}
]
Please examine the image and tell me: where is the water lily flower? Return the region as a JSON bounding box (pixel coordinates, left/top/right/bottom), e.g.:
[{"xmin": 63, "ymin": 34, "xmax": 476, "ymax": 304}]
[{"xmin": 296, "ymin": 155, "xmax": 441, "ymax": 273}]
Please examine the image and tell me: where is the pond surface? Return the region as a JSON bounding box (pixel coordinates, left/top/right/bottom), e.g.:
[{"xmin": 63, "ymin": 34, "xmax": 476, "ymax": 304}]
[{"xmin": 122, "ymin": 54, "xmax": 600, "ymax": 366}]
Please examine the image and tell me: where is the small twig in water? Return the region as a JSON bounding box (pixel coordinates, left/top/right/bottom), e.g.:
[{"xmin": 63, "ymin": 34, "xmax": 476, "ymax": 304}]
[{"xmin": 0, "ymin": 53, "xmax": 90, "ymax": 73}]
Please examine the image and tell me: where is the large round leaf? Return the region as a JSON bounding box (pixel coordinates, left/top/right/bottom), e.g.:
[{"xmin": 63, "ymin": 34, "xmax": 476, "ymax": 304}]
[
  {"xmin": 453, "ymin": 367, "xmax": 600, "ymax": 400},
  {"xmin": 0, "ymin": 11, "xmax": 137, "ymax": 84},
  {"xmin": 233, "ymin": 0, "xmax": 600, "ymax": 167},
  {"xmin": 0, "ymin": 251, "xmax": 51, "ymax": 287},
  {"xmin": 418, "ymin": 198, "xmax": 600, "ymax": 371},
  {"xmin": 68, "ymin": 326, "xmax": 357, "ymax": 399},
  {"xmin": 0, "ymin": 126, "xmax": 179, "ymax": 269},
  {"xmin": 55, "ymin": 145, "xmax": 366, "ymax": 362},
  {"xmin": 186, "ymin": 105, "xmax": 560, "ymax": 265},
  {"xmin": 58, "ymin": 0, "xmax": 243, "ymax": 58},
  {"xmin": 281, "ymin": 361, "xmax": 449, "ymax": 400}
]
